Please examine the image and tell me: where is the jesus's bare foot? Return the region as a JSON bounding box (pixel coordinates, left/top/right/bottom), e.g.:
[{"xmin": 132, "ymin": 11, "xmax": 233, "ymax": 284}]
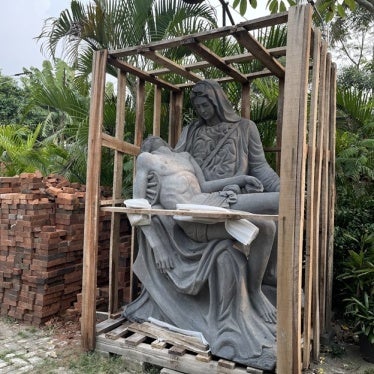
[{"xmin": 250, "ymin": 291, "xmax": 276, "ymax": 324}]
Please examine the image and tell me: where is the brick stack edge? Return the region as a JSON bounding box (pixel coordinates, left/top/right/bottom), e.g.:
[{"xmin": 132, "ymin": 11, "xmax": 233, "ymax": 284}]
[{"xmin": 0, "ymin": 172, "xmax": 132, "ymax": 325}]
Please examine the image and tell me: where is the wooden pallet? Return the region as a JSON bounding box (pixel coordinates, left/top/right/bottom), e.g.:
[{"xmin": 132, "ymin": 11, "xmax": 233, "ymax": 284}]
[{"xmin": 95, "ymin": 318, "xmax": 263, "ymax": 374}]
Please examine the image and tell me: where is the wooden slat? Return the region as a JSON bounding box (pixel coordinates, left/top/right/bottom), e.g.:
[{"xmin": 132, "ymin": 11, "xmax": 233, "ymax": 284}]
[
  {"xmin": 96, "ymin": 336, "xmax": 250, "ymax": 373},
  {"xmin": 101, "ymin": 206, "xmax": 278, "ymax": 221},
  {"xmin": 176, "ymin": 69, "xmax": 276, "ymax": 89},
  {"xmin": 96, "ymin": 317, "xmax": 126, "ymax": 335},
  {"xmin": 140, "ymin": 49, "xmax": 202, "ymax": 83},
  {"xmin": 232, "ymin": 28, "xmax": 285, "ymax": 78},
  {"xmin": 147, "ymin": 46, "xmax": 287, "ymax": 76},
  {"xmin": 109, "ymin": 70, "xmax": 126, "ymax": 315},
  {"xmin": 218, "ymin": 359, "xmax": 236, "ymax": 369},
  {"xmin": 135, "ymin": 79, "xmax": 145, "ymax": 151},
  {"xmin": 319, "ymin": 52, "xmax": 332, "ymax": 335},
  {"xmin": 168, "ymin": 346, "xmax": 186, "ymax": 356},
  {"xmin": 184, "ymin": 39, "xmax": 248, "ymax": 83},
  {"xmin": 81, "ymin": 49, "xmax": 107, "ymax": 351},
  {"xmin": 276, "ymin": 78, "xmax": 284, "ymax": 174},
  {"xmin": 312, "ymin": 40, "xmax": 328, "ymax": 361},
  {"xmin": 277, "ymin": 5, "xmax": 312, "ymax": 374},
  {"xmin": 325, "ymin": 62, "xmax": 337, "ymax": 333},
  {"xmin": 125, "ymin": 333, "xmax": 147, "ymax": 347},
  {"xmin": 128, "ymin": 322, "xmax": 209, "ymax": 353},
  {"xmin": 109, "ymin": 13, "xmax": 288, "ymax": 58},
  {"xmin": 302, "ymin": 29, "xmax": 321, "ymax": 370},
  {"xmin": 105, "ymin": 324, "xmax": 130, "ymax": 340},
  {"xmin": 153, "ymin": 85, "xmax": 162, "ymax": 137},
  {"xmin": 241, "ymin": 82, "xmax": 251, "ymax": 119},
  {"xmin": 168, "ymin": 90, "xmax": 183, "ymax": 147},
  {"xmin": 108, "ymin": 56, "xmax": 180, "ymax": 92},
  {"xmin": 101, "ymin": 133, "xmax": 140, "ymax": 156}
]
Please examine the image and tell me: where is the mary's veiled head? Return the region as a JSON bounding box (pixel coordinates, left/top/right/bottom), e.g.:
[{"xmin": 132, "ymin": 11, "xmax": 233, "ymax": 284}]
[{"xmin": 190, "ymin": 80, "xmax": 241, "ymax": 124}]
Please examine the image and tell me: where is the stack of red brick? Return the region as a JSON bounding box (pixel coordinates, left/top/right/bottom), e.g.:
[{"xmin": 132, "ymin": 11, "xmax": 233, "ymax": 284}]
[{"xmin": 0, "ymin": 172, "xmax": 131, "ymax": 325}]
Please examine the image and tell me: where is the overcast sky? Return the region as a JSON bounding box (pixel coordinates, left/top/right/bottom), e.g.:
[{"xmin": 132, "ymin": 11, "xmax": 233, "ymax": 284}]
[{"xmin": 0, "ymin": 0, "xmax": 267, "ymax": 78}]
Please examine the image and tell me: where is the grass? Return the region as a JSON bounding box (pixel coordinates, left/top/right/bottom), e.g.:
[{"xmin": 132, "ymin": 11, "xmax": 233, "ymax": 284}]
[
  {"xmin": 32, "ymin": 351, "xmax": 161, "ymax": 374},
  {"xmin": 32, "ymin": 352, "xmax": 125, "ymax": 374}
]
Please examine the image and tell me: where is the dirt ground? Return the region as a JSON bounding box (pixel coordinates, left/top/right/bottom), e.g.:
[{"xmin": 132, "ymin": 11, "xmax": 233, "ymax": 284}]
[{"xmin": 48, "ymin": 317, "xmax": 373, "ymax": 373}]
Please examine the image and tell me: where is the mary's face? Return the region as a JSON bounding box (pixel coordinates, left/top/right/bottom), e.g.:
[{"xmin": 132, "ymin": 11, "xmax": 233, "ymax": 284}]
[{"xmin": 193, "ymin": 96, "xmax": 219, "ymax": 125}]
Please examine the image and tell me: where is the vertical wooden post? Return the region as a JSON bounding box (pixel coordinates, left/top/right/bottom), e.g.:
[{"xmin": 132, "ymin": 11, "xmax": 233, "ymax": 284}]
[
  {"xmin": 108, "ymin": 70, "xmax": 127, "ymax": 315},
  {"xmin": 168, "ymin": 90, "xmax": 183, "ymax": 147},
  {"xmin": 325, "ymin": 63, "xmax": 336, "ymax": 331},
  {"xmin": 320, "ymin": 53, "xmax": 332, "ymax": 334},
  {"xmin": 241, "ymin": 82, "xmax": 251, "ymax": 119},
  {"xmin": 276, "ymin": 78, "xmax": 284, "ymax": 174},
  {"xmin": 303, "ymin": 29, "xmax": 322, "ymax": 370},
  {"xmin": 81, "ymin": 49, "xmax": 107, "ymax": 351},
  {"xmin": 277, "ymin": 5, "xmax": 312, "ymax": 374},
  {"xmin": 153, "ymin": 85, "xmax": 162, "ymax": 136},
  {"xmin": 312, "ymin": 41, "xmax": 328, "ymax": 360},
  {"xmin": 129, "ymin": 78, "xmax": 146, "ymax": 302},
  {"xmin": 135, "ymin": 79, "xmax": 145, "ymax": 146}
]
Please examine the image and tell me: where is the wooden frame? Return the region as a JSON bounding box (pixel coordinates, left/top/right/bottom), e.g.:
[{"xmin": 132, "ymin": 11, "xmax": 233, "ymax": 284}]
[{"xmin": 81, "ymin": 5, "xmax": 336, "ymax": 373}]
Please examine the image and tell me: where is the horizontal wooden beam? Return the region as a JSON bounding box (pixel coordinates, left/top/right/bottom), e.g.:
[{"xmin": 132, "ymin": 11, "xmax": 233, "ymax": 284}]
[
  {"xmin": 101, "ymin": 133, "xmax": 140, "ymax": 156},
  {"xmin": 176, "ymin": 68, "xmax": 276, "ymax": 88},
  {"xmin": 109, "ymin": 12, "xmax": 288, "ymax": 58},
  {"xmin": 139, "ymin": 48, "xmax": 202, "ymax": 83},
  {"xmin": 147, "ymin": 46, "xmax": 287, "ymax": 77},
  {"xmin": 183, "ymin": 39, "xmax": 248, "ymax": 83},
  {"xmin": 107, "ymin": 56, "xmax": 181, "ymax": 92},
  {"xmin": 101, "ymin": 206, "xmax": 278, "ymax": 221},
  {"xmin": 232, "ymin": 28, "xmax": 285, "ymax": 78}
]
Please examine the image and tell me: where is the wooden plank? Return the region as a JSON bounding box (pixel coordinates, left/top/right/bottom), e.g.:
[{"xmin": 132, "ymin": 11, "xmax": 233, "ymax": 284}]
[
  {"xmin": 232, "ymin": 28, "xmax": 285, "ymax": 78},
  {"xmin": 125, "ymin": 333, "xmax": 147, "ymax": 346},
  {"xmin": 109, "ymin": 13, "xmax": 288, "ymax": 58},
  {"xmin": 183, "ymin": 40, "xmax": 248, "ymax": 83},
  {"xmin": 109, "ymin": 70, "xmax": 126, "ymax": 315},
  {"xmin": 127, "ymin": 322, "xmax": 209, "ymax": 353},
  {"xmin": 105, "ymin": 323, "xmax": 130, "ymax": 340},
  {"xmin": 96, "ymin": 317, "xmax": 126, "ymax": 335},
  {"xmin": 101, "ymin": 206, "xmax": 278, "ymax": 221},
  {"xmin": 246, "ymin": 367, "xmax": 263, "ymax": 374},
  {"xmin": 140, "ymin": 49, "xmax": 202, "ymax": 83},
  {"xmin": 96, "ymin": 336, "xmax": 250, "ymax": 373},
  {"xmin": 135, "ymin": 78, "xmax": 146, "ymax": 147},
  {"xmin": 169, "ymin": 346, "xmax": 186, "ymax": 356},
  {"xmin": 168, "ymin": 90, "xmax": 183, "ymax": 148},
  {"xmin": 276, "ymin": 5, "xmax": 312, "ymax": 374},
  {"xmin": 276, "ymin": 78, "xmax": 284, "ymax": 175},
  {"xmin": 241, "ymin": 82, "xmax": 251, "ymax": 119},
  {"xmin": 108, "ymin": 56, "xmax": 180, "ymax": 92},
  {"xmin": 302, "ymin": 29, "xmax": 321, "ymax": 370},
  {"xmin": 325, "ymin": 62, "xmax": 337, "ymax": 332},
  {"xmin": 101, "ymin": 133, "xmax": 140, "ymax": 156},
  {"xmin": 148, "ymin": 47, "xmax": 287, "ymax": 77},
  {"xmin": 176, "ymin": 69, "xmax": 276, "ymax": 89},
  {"xmin": 151, "ymin": 339, "xmax": 168, "ymax": 349},
  {"xmin": 81, "ymin": 49, "xmax": 108, "ymax": 352},
  {"xmin": 153, "ymin": 85, "xmax": 162, "ymax": 137},
  {"xmin": 319, "ymin": 52, "xmax": 332, "ymax": 335},
  {"xmin": 218, "ymin": 359, "xmax": 236, "ymax": 369},
  {"xmin": 312, "ymin": 40, "xmax": 328, "ymax": 361}
]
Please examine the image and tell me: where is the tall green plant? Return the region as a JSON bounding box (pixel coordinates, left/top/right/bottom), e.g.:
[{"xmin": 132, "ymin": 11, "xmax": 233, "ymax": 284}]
[{"xmin": 0, "ymin": 124, "xmax": 67, "ymax": 176}]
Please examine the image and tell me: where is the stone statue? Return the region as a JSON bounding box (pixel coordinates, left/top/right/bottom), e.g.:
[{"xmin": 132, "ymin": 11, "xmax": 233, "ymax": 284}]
[
  {"xmin": 123, "ymin": 80, "xmax": 280, "ymax": 370},
  {"xmin": 175, "ymin": 79, "xmax": 279, "ymax": 288}
]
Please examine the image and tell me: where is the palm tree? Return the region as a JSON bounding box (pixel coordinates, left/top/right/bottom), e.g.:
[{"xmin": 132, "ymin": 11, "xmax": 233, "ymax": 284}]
[
  {"xmin": 37, "ymin": 0, "xmax": 217, "ymax": 83},
  {"xmin": 0, "ymin": 124, "xmax": 67, "ymax": 177}
]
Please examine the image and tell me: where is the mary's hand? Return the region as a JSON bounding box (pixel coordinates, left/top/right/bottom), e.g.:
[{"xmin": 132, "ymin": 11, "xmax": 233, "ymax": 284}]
[
  {"xmin": 244, "ymin": 176, "xmax": 264, "ymax": 193},
  {"xmin": 153, "ymin": 246, "xmax": 174, "ymax": 273},
  {"xmin": 222, "ymin": 184, "xmax": 241, "ymax": 194}
]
